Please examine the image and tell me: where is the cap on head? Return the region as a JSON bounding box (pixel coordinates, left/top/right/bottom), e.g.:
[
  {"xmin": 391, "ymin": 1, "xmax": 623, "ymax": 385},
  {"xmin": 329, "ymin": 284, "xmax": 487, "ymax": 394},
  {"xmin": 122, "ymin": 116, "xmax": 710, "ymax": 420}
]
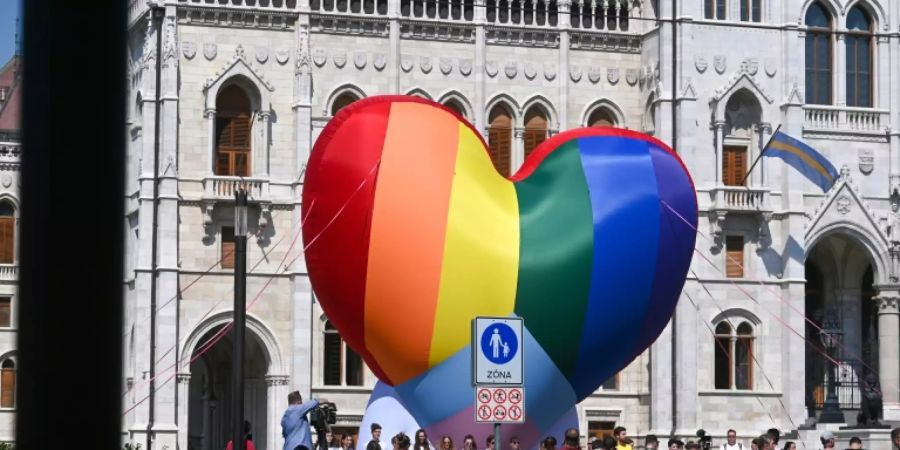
[{"xmin": 820, "ymin": 432, "xmax": 835, "ymax": 442}]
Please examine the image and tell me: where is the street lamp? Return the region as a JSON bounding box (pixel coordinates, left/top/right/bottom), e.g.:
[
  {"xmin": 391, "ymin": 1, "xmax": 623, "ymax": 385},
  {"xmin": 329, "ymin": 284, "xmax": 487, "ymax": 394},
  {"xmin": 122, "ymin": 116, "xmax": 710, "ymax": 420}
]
[
  {"xmin": 818, "ymin": 310, "xmax": 845, "ymax": 423},
  {"xmin": 232, "ymin": 189, "xmax": 249, "ymax": 450}
]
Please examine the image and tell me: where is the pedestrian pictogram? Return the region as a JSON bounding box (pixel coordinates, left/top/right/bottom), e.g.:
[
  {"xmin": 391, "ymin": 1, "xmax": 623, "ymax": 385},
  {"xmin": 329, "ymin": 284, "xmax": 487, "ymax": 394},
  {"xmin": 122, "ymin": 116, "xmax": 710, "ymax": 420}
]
[
  {"xmin": 473, "ymin": 317, "xmax": 523, "ymax": 385},
  {"xmin": 473, "ymin": 387, "xmax": 525, "ymax": 424},
  {"xmin": 477, "ymin": 389, "xmax": 491, "ymax": 403},
  {"xmin": 478, "ymin": 405, "xmax": 493, "ymax": 420},
  {"xmin": 508, "ymin": 405, "xmax": 522, "ymax": 421}
]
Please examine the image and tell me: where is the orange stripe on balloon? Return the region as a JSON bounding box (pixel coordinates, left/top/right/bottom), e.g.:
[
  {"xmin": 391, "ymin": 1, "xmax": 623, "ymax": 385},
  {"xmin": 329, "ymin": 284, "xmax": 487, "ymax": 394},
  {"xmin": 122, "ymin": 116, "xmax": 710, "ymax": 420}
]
[{"xmin": 364, "ymin": 102, "xmax": 460, "ymax": 384}]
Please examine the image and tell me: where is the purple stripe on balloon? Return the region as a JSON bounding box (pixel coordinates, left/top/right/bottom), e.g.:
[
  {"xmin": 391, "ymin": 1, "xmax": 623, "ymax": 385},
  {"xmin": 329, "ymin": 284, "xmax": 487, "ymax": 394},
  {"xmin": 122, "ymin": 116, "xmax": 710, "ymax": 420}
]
[{"xmin": 628, "ymin": 143, "xmax": 697, "ymax": 357}]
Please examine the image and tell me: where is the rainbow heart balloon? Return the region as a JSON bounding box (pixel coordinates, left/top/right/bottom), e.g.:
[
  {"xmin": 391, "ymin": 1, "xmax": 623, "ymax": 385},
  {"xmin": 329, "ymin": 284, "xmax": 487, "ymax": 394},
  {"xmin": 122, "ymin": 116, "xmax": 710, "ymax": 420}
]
[{"xmin": 302, "ymin": 96, "xmax": 697, "ymax": 447}]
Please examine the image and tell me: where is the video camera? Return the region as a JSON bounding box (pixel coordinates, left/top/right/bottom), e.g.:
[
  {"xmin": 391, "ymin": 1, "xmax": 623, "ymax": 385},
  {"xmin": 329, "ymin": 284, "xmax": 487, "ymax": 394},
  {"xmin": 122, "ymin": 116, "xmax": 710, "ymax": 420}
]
[
  {"xmin": 310, "ymin": 402, "xmax": 338, "ymax": 450},
  {"xmin": 696, "ymin": 430, "xmax": 712, "ymax": 450}
]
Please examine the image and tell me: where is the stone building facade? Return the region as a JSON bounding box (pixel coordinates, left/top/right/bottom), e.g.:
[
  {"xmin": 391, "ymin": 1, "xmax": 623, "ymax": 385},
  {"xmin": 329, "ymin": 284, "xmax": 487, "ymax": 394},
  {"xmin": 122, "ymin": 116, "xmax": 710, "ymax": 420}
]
[{"xmin": 122, "ymin": 0, "xmax": 900, "ymax": 449}]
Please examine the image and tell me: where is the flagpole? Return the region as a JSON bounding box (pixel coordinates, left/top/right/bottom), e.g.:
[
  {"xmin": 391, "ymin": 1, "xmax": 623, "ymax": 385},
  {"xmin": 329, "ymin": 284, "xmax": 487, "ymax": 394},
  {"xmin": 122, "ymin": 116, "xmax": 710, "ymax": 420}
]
[{"xmin": 739, "ymin": 124, "xmax": 782, "ymax": 187}]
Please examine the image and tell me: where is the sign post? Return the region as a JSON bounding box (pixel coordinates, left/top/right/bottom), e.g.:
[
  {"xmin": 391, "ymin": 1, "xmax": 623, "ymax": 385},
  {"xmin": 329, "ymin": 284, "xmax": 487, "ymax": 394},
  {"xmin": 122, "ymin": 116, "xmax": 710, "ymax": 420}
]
[{"xmin": 473, "ymin": 316, "xmax": 525, "ymax": 450}]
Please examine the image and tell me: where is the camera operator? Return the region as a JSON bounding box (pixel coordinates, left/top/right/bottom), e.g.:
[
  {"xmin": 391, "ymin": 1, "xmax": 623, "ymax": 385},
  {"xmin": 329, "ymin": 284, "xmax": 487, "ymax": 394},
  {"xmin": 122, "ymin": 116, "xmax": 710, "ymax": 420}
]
[{"xmin": 282, "ymin": 390, "xmax": 329, "ymax": 450}]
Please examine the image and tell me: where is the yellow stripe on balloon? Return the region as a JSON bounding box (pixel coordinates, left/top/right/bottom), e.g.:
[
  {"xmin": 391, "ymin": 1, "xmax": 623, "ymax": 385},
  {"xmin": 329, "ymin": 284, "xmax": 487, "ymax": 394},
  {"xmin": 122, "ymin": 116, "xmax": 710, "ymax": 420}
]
[{"xmin": 428, "ymin": 123, "xmax": 520, "ymax": 367}]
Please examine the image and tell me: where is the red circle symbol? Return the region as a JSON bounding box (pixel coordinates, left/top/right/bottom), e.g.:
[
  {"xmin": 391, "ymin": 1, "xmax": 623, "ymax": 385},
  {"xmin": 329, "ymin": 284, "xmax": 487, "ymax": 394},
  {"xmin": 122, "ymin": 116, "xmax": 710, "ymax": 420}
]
[
  {"xmin": 493, "ymin": 389, "xmax": 507, "ymax": 403},
  {"xmin": 493, "ymin": 405, "xmax": 507, "ymax": 420},
  {"xmin": 478, "ymin": 405, "xmax": 493, "ymax": 420},
  {"xmin": 478, "ymin": 389, "xmax": 491, "ymax": 404},
  {"xmin": 509, "ymin": 405, "xmax": 522, "ymax": 421},
  {"xmin": 508, "ymin": 389, "xmax": 522, "ymax": 404}
]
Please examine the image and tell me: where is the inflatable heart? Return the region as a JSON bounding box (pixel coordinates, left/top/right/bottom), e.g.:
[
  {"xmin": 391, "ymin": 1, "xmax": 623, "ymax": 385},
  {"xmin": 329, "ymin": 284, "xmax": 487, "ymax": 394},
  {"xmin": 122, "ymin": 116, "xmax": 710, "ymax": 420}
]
[{"xmin": 302, "ymin": 96, "xmax": 697, "ymax": 447}]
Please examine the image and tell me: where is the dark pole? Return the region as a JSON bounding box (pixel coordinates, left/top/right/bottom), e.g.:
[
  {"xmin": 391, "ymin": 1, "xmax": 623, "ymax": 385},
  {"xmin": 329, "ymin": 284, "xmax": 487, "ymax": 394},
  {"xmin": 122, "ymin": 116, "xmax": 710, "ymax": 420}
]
[
  {"xmin": 17, "ymin": 1, "xmax": 125, "ymax": 449},
  {"xmin": 670, "ymin": 0, "xmax": 678, "ymax": 436},
  {"xmin": 739, "ymin": 124, "xmax": 782, "ymax": 187},
  {"xmin": 233, "ymin": 189, "xmax": 249, "ymax": 450}
]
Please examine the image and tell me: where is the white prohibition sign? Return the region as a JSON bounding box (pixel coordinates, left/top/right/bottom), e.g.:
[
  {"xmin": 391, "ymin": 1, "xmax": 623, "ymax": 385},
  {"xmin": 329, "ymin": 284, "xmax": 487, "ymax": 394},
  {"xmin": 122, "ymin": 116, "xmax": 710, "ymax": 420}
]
[
  {"xmin": 509, "ymin": 405, "xmax": 523, "ymax": 421},
  {"xmin": 493, "ymin": 405, "xmax": 507, "ymax": 421},
  {"xmin": 478, "ymin": 405, "xmax": 493, "ymax": 420},
  {"xmin": 508, "ymin": 388, "xmax": 522, "ymax": 404},
  {"xmin": 477, "ymin": 388, "xmax": 491, "ymax": 404}
]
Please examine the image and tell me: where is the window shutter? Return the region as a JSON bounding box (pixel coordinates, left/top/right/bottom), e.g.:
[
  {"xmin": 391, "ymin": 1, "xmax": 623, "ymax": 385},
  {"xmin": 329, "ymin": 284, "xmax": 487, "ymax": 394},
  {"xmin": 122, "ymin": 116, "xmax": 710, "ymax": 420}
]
[
  {"xmin": 0, "ymin": 298, "xmax": 10, "ymax": 328},
  {"xmin": 221, "ymin": 227, "xmax": 235, "ymax": 269},
  {"xmin": 726, "ymin": 236, "xmax": 744, "ymax": 278},
  {"xmin": 1, "ymin": 368, "xmax": 14, "ymax": 408},
  {"xmin": 0, "ymin": 218, "xmax": 14, "ymax": 264},
  {"xmin": 215, "ymin": 115, "xmax": 252, "ymax": 176},
  {"xmin": 723, "ymin": 146, "xmax": 747, "ymax": 186},
  {"xmin": 524, "ymin": 129, "xmax": 547, "ymax": 159},
  {"xmin": 488, "ymin": 126, "xmax": 512, "ymax": 176},
  {"xmin": 323, "ymin": 332, "xmax": 342, "ymax": 385}
]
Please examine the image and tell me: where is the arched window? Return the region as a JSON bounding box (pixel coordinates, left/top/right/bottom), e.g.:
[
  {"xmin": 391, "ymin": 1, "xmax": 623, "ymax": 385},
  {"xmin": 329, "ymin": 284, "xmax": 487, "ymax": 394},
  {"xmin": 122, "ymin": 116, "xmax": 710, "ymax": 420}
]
[
  {"xmin": 443, "ymin": 99, "xmax": 467, "ymax": 119},
  {"xmin": 323, "ymin": 320, "xmax": 364, "ymax": 386},
  {"xmin": 740, "ymin": 0, "xmax": 760, "ymax": 22},
  {"xmin": 846, "ymin": 6, "xmax": 873, "ymax": 107},
  {"xmin": 588, "ymin": 108, "xmax": 616, "ymax": 127},
  {"xmin": 1, "ymin": 358, "xmax": 15, "ymax": 408},
  {"xmin": 488, "ymin": 105, "xmax": 513, "ymax": 176},
  {"xmin": 214, "ymin": 85, "xmax": 252, "ymax": 177},
  {"xmin": 331, "ymin": 92, "xmax": 360, "ymax": 116},
  {"xmin": 0, "ymin": 202, "xmax": 14, "ymax": 264},
  {"xmin": 704, "ymin": 0, "xmax": 726, "ymax": 20},
  {"xmin": 714, "ymin": 321, "xmax": 754, "ymax": 390},
  {"xmin": 523, "ymin": 106, "xmax": 549, "ymax": 159},
  {"xmin": 805, "ymin": 2, "xmax": 833, "ymax": 104}
]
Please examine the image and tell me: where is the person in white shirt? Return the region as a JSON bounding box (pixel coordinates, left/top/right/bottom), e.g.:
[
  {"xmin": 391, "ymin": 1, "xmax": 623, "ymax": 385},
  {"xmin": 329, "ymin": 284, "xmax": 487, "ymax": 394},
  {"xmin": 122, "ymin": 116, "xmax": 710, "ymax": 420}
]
[{"xmin": 721, "ymin": 430, "xmax": 743, "ymax": 450}]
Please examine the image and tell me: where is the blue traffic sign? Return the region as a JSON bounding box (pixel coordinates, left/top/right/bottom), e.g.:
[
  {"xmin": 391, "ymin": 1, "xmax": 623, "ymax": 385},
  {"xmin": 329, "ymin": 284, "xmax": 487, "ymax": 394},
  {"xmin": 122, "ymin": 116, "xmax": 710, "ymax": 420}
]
[{"xmin": 479, "ymin": 323, "xmax": 518, "ymax": 364}]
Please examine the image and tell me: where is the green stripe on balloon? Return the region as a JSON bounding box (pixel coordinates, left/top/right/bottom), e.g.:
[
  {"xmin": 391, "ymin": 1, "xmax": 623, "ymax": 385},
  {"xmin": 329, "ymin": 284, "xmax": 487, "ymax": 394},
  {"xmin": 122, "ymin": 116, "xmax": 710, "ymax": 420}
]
[{"xmin": 513, "ymin": 139, "xmax": 594, "ymax": 378}]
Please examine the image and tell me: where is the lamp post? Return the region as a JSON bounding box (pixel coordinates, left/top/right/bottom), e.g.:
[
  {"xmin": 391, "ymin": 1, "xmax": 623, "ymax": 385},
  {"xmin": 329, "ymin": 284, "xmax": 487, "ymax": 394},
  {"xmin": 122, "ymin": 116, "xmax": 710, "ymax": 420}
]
[
  {"xmin": 232, "ymin": 189, "xmax": 249, "ymax": 450},
  {"xmin": 818, "ymin": 311, "xmax": 845, "ymax": 423}
]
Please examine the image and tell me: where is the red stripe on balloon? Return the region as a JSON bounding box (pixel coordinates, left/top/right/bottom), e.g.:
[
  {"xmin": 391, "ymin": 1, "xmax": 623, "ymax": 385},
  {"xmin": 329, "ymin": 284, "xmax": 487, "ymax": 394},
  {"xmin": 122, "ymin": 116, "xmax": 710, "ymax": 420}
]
[{"xmin": 302, "ymin": 97, "xmax": 393, "ymax": 382}]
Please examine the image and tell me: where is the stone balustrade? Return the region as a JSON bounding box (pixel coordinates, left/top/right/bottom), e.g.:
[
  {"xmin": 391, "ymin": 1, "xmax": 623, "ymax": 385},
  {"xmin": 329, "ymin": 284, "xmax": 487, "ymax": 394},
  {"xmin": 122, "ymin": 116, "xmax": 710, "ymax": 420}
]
[{"xmin": 803, "ymin": 105, "xmax": 888, "ymax": 135}]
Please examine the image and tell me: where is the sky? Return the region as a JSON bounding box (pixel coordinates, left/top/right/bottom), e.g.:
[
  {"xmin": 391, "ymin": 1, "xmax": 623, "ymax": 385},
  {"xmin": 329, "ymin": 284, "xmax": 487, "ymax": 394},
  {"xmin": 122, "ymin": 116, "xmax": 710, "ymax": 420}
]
[{"xmin": 0, "ymin": 0, "xmax": 21, "ymax": 64}]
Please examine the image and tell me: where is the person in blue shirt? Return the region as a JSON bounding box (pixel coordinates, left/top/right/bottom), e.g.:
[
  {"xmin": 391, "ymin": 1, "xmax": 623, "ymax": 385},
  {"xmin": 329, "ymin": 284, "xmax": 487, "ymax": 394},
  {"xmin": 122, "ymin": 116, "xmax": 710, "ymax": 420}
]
[{"xmin": 282, "ymin": 390, "xmax": 327, "ymax": 450}]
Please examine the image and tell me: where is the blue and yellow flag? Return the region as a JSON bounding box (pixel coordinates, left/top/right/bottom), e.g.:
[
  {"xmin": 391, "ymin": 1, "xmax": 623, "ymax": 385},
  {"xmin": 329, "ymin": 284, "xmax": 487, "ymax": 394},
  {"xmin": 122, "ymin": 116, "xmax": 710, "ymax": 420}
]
[{"xmin": 764, "ymin": 130, "xmax": 838, "ymax": 193}]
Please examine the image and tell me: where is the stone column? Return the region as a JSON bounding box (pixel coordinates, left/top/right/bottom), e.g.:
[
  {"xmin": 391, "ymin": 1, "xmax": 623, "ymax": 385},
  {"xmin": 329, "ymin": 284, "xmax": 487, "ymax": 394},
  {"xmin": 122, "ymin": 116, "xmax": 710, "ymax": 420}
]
[
  {"xmin": 557, "ymin": 0, "xmax": 569, "ymax": 130},
  {"xmin": 177, "ymin": 373, "xmax": 191, "ymax": 450},
  {"xmin": 673, "ymin": 282, "xmax": 698, "ymax": 436},
  {"xmin": 713, "ymin": 120, "xmax": 725, "ymax": 185},
  {"xmin": 875, "ymin": 295, "xmax": 900, "ymax": 418},
  {"xmin": 266, "ymin": 375, "xmax": 290, "ymax": 450},
  {"xmin": 648, "ymin": 320, "xmax": 673, "ymax": 435},
  {"xmin": 474, "ymin": 0, "xmax": 487, "ymax": 136},
  {"xmin": 388, "ymin": 0, "xmax": 401, "ymax": 93},
  {"xmin": 836, "ymin": 33, "xmax": 846, "ymax": 107},
  {"xmin": 514, "ymin": 128, "xmax": 525, "ymax": 172}
]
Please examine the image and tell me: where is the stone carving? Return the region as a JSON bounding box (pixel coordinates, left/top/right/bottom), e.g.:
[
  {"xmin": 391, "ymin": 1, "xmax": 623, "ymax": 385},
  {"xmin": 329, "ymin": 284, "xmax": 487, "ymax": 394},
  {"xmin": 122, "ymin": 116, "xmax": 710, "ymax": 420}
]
[
  {"xmin": 256, "ymin": 47, "xmax": 269, "ymax": 64},
  {"xmin": 276, "ymin": 48, "xmax": 289, "ymax": 65},
  {"xmin": 505, "ymin": 61, "xmax": 517, "ymax": 79},
  {"xmin": 204, "ymin": 42, "xmax": 217, "ymax": 61},
  {"xmin": 607, "ymin": 67, "xmax": 620, "ymax": 85},
  {"xmin": 858, "ymin": 149, "xmax": 874, "ymax": 175},
  {"xmin": 420, "ymin": 56, "xmax": 433, "ymax": 74},
  {"xmin": 877, "ymin": 296, "xmax": 899, "ymax": 312},
  {"xmin": 625, "ymin": 69, "xmax": 638, "ymax": 86},
  {"xmin": 741, "ymin": 58, "xmax": 758, "ymax": 76},
  {"xmin": 1, "ymin": 174, "xmax": 11, "ymax": 188},
  {"xmin": 312, "ymin": 48, "xmax": 327, "ymax": 67},
  {"xmin": 354, "ymin": 52, "xmax": 367, "ymax": 69},
  {"xmin": 235, "ymin": 44, "xmax": 246, "ymax": 59},
  {"xmin": 836, "ymin": 195, "xmax": 852, "ymax": 215},
  {"xmin": 857, "ymin": 372, "xmax": 883, "ymax": 426},
  {"xmin": 333, "ymin": 52, "xmax": 347, "ymax": 68},
  {"xmin": 653, "ymin": 61, "xmax": 660, "ymax": 81},
  {"xmin": 182, "ymin": 41, "xmax": 196, "ymax": 60},
  {"xmin": 764, "ymin": 58, "xmax": 777, "ymax": 77},
  {"xmin": 694, "ymin": 55, "xmax": 707, "ymax": 73},
  {"xmin": 141, "ymin": 23, "xmax": 156, "ymax": 68},
  {"xmin": 543, "ymin": 63, "xmax": 556, "ymax": 81},
  {"xmin": 401, "ymin": 55, "xmax": 413, "ymax": 72},
  {"xmin": 714, "ymin": 55, "xmax": 726, "ymax": 74},
  {"xmin": 440, "ymin": 57, "xmax": 453, "ymax": 75},
  {"xmin": 524, "ymin": 64, "xmax": 537, "ymax": 80},
  {"xmin": 486, "ymin": 61, "xmax": 498, "ymax": 77},
  {"xmin": 373, "ymin": 53, "xmax": 386, "ymax": 71},
  {"xmin": 570, "ymin": 66, "xmax": 582, "ymax": 82},
  {"xmin": 588, "ymin": 67, "xmax": 601, "ymax": 84},
  {"xmin": 459, "ymin": 58, "xmax": 472, "ymax": 76},
  {"xmin": 163, "ymin": 21, "xmax": 178, "ymax": 66}
]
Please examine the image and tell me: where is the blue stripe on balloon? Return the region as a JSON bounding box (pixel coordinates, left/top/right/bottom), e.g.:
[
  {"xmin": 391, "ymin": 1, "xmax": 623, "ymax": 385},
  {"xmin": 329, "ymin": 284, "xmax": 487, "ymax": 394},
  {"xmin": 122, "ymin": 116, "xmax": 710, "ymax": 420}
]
[
  {"xmin": 393, "ymin": 323, "xmax": 576, "ymax": 431},
  {"xmin": 628, "ymin": 143, "xmax": 697, "ymax": 356},
  {"xmin": 570, "ymin": 136, "xmax": 662, "ymax": 400}
]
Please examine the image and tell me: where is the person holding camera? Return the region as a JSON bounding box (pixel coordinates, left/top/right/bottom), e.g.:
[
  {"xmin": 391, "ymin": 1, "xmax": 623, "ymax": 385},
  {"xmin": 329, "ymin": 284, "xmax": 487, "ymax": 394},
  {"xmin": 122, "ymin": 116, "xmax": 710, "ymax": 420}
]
[{"xmin": 281, "ymin": 390, "xmax": 328, "ymax": 450}]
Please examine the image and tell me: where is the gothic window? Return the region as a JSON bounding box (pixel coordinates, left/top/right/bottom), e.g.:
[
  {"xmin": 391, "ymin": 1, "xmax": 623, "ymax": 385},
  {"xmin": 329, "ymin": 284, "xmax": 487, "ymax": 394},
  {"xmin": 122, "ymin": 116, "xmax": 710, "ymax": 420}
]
[
  {"xmin": 846, "ymin": 6, "xmax": 873, "ymax": 107},
  {"xmin": 805, "ymin": 2, "xmax": 833, "ymax": 104},
  {"xmin": 331, "ymin": 92, "xmax": 360, "ymax": 116},
  {"xmin": 0, "ymin": 298, "xmax": 11, "ymax": 328},
  {"xmin": 601, "ymin": 372, "xmax": 619, "ymax": 390},
  {"xmin": 725, "ymin": 235, "xmax": 745, "ymax": 278},
  {"xmin": 523, "ymin": 106, "xmax": 549, "ymax": 159},
  {"xmin": 488, "ymin": 105, "xmax": 513, "ymax": 176},
  {"xmin": 0, "ymin": 202, "xmax": 14, "ymax": 264},
  {"xmin": 588, "ymin": 108, "xmax": 616, "ymax": 127},
  {"xmin": 214, "ymin": 85, "xmax": 252, "ymax": 177},
  {"xmin": 714, "ymin": 321, "xmax": 754, "ymax": 390},
  {"xmin": 323, "ymin": 320, "xmax": 364, "ymax": 386},
  {"xmin": 1, "ymin": 358, "xmax": 15, "ymax": 408},
  {"xmin": 722, "ymin": 145, "xmax": 747, "ymax": 186},
  {"xmin": 570, "ymin": 0, "xmax": 624, "ymax": 29},
  {"xmin": 740, "ymin": 0, "xmax": 760, "ymax": 22},
  {"xmin": 704, "ymin": 0, "xmax": 726, "ymax": 20},
  {"xmin": 443, "ymin": 99, "xmax": 467, "ymax": 120}
]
